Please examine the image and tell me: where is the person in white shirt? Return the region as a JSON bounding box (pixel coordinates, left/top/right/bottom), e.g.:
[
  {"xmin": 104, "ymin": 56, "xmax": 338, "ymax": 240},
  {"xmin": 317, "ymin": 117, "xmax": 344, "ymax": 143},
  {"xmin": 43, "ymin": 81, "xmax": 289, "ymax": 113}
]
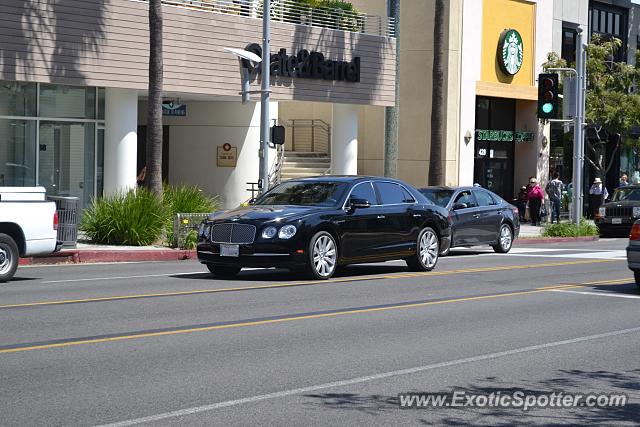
[{"xmin": 588, "ymin": 177, "xmax": 608, "ymax": 219}]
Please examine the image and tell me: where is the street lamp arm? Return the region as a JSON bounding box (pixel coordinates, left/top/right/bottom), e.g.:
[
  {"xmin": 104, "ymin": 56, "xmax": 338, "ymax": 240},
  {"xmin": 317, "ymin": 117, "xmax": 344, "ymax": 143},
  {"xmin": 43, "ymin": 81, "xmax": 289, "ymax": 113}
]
[{"xmin": 546, "ymin": 67, "xmax": 577, "ymax": 76}]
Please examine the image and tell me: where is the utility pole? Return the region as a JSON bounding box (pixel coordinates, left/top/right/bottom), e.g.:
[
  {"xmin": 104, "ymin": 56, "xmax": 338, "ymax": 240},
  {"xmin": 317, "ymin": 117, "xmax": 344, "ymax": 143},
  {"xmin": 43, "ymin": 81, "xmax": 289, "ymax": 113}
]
[
  {"xmin": 258, "ymin": 0, "xmax": 271, "ymax": 194},
  {"xmin": 384, "ymin": 0, "xmax": 399, "ymax": 178},
  {"xmin": 573, "ymin": 28, "xmax": 586, "ymax": 225}
]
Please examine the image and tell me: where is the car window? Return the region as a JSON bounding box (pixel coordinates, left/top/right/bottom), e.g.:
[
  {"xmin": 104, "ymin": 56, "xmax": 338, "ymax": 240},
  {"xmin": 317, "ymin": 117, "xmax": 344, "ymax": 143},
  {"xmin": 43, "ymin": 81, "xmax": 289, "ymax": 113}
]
[
  {"xmin": 400, "ymin": 186, "xmax": 416, "ymax": 203},
  {"xmin": 488, "ymin": 191, "xmax": 503, "ymax": 205},
  {"xmin": 612, "ymin": 188, "xmax": 640, "ymax": 201},
  {"xmin": 453, "ymin": 190, "xmax": 477, "ymax": 208},
  {"xmin": 375, "ymin": 182, "xmax": 407, "ymax": 205},
  {"xmin": 419, "ymin": 189, "xmax": 454, "ymax": 208},
  {"xmin": 349, "ymin": 182, "xmax": 377, "ymax": 204},
  {"xmin": 474, "ymin": 190, "xmax": 495, "ymax": 207}
]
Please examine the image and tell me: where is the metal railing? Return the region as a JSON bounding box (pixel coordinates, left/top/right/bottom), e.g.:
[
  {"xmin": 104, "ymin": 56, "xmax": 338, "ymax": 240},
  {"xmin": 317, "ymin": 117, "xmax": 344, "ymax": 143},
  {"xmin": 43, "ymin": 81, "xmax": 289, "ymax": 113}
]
[
  {"xmin": 172, "ymin": 212, "xmax": 211, "ymax": 248},
  {"xmin": 287, "ymin": 119, "xmax": 331, "ymax": 153},
  {"xmin": 47, "ymin": 196, "xmax": 79, "ymax": 248},
  {"xmin": 153, "ymin": 0, "xmax": 396, "ymax": 37},
  {"xmin": 269, "ymin": 143, "xmax": 285, "ymax": 187}
]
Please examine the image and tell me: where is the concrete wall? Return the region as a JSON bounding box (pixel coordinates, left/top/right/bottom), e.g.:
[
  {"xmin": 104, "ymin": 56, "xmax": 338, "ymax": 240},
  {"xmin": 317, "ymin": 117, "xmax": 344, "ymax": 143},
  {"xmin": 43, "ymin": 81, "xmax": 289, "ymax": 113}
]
[
  {"xmin": 552, "ymin": 0, "xmax": 589, "ymax": 56},
  {"xmin": 139, "ymin": 100, "xmax": 278, "ymax": 208},
  {"xmin": 0, "ymin": 0, "xmax": 396, "ymax": 106}
]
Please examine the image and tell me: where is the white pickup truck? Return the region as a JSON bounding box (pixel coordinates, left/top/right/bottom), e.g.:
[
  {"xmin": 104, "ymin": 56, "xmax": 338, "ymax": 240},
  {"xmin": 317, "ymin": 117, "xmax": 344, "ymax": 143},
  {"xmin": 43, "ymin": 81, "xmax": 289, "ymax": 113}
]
[{"xmin": 0, "ymin": 187, "xmax": 61, "ymax": 282}]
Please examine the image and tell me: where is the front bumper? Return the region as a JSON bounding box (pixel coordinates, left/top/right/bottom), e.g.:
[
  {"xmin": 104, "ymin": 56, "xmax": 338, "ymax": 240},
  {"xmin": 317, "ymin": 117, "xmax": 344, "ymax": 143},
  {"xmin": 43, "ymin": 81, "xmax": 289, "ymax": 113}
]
[
  {"xmin": 596, "ymin": 217, "xmax": 634, "ymax": 234},
  {"xmin": 197, "ymin": 241, "xmax": 308, "ymax": 269}
]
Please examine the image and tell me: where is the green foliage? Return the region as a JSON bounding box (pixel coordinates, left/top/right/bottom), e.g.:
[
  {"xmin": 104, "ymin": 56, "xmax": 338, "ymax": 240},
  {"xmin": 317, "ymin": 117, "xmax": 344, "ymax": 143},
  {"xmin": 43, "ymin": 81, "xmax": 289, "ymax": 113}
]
[
  {"xmin": 541, "ymin": 220, "xmax": 599, "ymax": 237},
  {"xmin": 543, "ymin": 36, "xmax": 640, "ymax": 179},
  {"xmin": 80, "ymin": 188, "xmax": 169, "ymax": 246},
  {"xmin": 182, "ymin": 230, "xmax": 198, "ymax": 250},
  {"xmin": 164, "ymin": 185, "xmax": 220, "ymax": 248}
]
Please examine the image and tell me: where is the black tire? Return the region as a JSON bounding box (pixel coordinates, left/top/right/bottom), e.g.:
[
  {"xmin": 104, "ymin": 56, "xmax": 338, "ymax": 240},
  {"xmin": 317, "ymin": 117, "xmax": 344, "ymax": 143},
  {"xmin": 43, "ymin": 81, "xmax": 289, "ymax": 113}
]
[
  {"xmin": 406, "ymin": 227, "xmax": 439, "ymax": 271},
  {"xmin": 206, "ymin": 264, "xmax": 241, "ymax": 278},
  {"xmin": 634, "ymin": 271, "xmax": 640, "ymax": 288},
  {"xmin": 0, "ymin": 233, "xmax": 19, "ymax": 283},
  {"xmin": 306, "ymin": 231, "xmax": 338, "ymax": 280},
  {"xmin": 492, "ymin": 224, "xmax": 513, "ymax": 254}
]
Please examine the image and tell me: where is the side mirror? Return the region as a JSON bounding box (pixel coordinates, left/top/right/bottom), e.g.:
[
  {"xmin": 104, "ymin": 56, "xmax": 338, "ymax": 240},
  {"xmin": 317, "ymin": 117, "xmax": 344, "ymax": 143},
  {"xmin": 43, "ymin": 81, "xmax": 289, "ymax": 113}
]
[
  {"xmin": 349, "ymin": 198, "xmax": 371, "ymax": 210},
  {"xmin": 452, "ymin": 202, "xmax": 467, "ymax": 210}
]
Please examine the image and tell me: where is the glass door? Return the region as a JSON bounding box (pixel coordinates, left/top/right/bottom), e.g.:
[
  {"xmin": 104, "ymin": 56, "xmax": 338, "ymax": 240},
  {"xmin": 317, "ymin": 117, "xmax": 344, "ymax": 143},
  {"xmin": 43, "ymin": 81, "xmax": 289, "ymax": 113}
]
[{"xmin": 38, "ymin": 122, "xmax": 95, "ymax": 208}]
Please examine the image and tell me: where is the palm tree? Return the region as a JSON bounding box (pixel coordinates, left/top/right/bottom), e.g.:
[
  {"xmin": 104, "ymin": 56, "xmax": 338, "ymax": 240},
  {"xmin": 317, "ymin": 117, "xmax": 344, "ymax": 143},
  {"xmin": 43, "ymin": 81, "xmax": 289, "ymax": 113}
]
[
  {"xmin": 428, "ymin": 0, "xmax": 445, "ymax": 186},
  {"xmin": 146, "ymin": 0, "xmax": 163, "ymax": 196}
]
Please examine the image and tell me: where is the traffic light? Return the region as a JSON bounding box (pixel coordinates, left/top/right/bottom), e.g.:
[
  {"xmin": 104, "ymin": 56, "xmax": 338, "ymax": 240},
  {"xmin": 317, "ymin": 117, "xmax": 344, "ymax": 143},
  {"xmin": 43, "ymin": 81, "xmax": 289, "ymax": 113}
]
[{"xmin": 538, "ymin": 73, "xmax": 559, "ymax": 119}]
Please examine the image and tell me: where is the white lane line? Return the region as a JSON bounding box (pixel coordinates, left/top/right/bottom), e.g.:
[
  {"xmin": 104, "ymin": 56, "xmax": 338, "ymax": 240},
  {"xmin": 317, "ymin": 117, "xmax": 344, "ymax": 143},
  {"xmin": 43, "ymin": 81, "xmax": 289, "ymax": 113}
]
[
  {"xmin": 96, "ymin": 326, "xmax": 640, "ymax": 427},
  {"xmin": 551, "ymin": 289, "xmax": 640, "ymax": 299},
  {"xmin": 42, "ymin": 272, "xmax": 205, "ymax": 284}
]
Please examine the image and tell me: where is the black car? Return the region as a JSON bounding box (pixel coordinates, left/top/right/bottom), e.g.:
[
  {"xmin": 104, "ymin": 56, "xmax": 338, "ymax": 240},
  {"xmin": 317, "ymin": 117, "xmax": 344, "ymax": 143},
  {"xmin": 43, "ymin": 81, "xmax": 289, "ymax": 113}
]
[
  {"xmin": 197, "ymin": 176, "xmax": 451, "ymax": 279},
  {"xmin": 596, "ymin": 185, "xmax": 640, "ymax": 237},
  {"xmin": 418, "ymin": 186, "xmax": 520, "ymax": 255}
]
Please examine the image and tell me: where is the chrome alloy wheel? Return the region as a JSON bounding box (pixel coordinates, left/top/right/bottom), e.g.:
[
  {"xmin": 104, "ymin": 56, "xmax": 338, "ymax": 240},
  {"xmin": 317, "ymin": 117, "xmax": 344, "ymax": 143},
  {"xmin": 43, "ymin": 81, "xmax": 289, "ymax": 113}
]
[
  {"xmin": 312, "ymin": 235, "xmax": 337, "ymax": 277},
  {"xmin": 419, "ymin": 229, "xmax": 439, "ymax": 269},
  {"xmin": 500, "ymin": 225, "xmax": 512, "ymax": 251},
  {"xmin": 0, "ymin": 245, "xmax": 11, "ymax": 275}
]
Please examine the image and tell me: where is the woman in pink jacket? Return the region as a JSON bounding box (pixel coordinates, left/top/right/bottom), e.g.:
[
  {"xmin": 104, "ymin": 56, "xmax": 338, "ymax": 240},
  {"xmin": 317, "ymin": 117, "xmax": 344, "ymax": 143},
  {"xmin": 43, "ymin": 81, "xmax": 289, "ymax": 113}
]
[{"xmin": 527, "ymin": 177, "xmax": 544, "ymax": 226}]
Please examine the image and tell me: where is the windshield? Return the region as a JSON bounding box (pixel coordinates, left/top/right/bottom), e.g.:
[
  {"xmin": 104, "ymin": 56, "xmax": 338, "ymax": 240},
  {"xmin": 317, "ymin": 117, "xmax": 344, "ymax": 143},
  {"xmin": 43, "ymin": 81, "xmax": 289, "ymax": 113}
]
[
  {"xmin": 253, "ymin": 181, "xmax": 348, "ymax": 207},
  {"xmin": 419, "ymin": 189, "xmax": 454, "ymax": 208},
  {"xmin": 611, "ymin": 187, "xmax": 640, "ymax": 202}
]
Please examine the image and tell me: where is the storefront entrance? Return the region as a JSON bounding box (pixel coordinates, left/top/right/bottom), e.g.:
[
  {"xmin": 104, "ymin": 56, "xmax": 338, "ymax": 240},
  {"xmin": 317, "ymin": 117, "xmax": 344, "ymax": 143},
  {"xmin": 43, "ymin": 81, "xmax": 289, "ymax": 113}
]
[{"xmin": 473, "ymin": 97, "xmax": 516, "ymax": 200}]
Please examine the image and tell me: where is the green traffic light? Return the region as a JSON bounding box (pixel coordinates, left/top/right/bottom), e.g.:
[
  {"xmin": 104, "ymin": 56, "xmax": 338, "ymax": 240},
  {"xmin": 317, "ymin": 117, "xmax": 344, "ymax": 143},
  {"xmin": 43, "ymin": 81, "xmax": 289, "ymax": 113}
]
[{"xmin": 542, "ymin": 103, "xmax": 553, "ymax": 114}]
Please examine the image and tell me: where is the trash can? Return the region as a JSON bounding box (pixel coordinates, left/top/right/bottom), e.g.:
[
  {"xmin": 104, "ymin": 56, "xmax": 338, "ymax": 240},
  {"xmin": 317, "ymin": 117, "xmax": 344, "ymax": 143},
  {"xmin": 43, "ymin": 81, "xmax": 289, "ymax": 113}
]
[{"xmin": 47, "ymin": 196, "xmax": 79, "ymax": 248}]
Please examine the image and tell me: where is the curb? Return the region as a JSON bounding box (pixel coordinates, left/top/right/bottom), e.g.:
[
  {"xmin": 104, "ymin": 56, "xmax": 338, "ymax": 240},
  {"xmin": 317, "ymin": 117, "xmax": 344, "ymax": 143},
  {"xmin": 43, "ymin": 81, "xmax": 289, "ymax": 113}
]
[
  {"xmin": 514, "ymin": 235, "xmax": 599, "ymax": 245},
  {"xmin": 19, "ymin": 249, "xmax": 197, "ymax": 265}
]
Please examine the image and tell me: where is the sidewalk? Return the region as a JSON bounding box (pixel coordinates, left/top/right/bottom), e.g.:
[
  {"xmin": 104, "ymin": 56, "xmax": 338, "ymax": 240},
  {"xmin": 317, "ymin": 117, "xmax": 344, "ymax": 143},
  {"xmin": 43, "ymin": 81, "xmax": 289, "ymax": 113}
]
[{"xmin": 20, "ymin": 223, "xmax": 598, "ymax": 266}]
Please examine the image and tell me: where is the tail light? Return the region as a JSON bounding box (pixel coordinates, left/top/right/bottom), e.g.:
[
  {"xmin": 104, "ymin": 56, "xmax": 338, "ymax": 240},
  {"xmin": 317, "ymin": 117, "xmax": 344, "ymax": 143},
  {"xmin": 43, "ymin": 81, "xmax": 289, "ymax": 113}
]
[
  {"xmin": 53, "ymin": 211, "xmax": 59, "ymax": 231},
  {"xmin": 630, "ymin": 222, "xmax": 640, "ymax": 241}
]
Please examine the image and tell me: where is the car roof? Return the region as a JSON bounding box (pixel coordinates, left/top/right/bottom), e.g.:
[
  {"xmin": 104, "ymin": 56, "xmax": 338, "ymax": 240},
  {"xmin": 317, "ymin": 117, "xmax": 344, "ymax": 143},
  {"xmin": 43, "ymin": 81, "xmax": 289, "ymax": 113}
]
[
  {"xmin": 418, "ymin": 186, "xmax": 480, "ymax": 191},
  {"xmin": 288, "ymin": 175, "xmax": 410, "ymax": 184}
]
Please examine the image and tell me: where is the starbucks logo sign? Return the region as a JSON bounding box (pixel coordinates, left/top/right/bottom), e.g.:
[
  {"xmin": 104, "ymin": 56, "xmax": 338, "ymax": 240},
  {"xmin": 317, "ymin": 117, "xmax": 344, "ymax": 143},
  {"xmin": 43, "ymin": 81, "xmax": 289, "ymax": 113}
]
[{"xmin": 498, "ymin": 29, "xmax": 523, "ymax": 75}]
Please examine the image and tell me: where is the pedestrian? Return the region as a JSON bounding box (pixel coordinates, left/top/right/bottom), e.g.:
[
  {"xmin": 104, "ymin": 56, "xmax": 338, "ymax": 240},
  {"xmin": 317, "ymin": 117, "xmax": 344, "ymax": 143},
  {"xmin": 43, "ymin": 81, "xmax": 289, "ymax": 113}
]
[
  {"xmin": 136, "ymin": 166, "xmax": 146, "ymax": 187},
  {"xmin": 619, "ymin": 174, "xmax": 629, "ymax": 187},
  {"xmin": 588, "ymin": 177, "xmax": 609, "ymax": 219},
  {"xmin": 545, "ymin": 172, "xmax": 564, "ymax": 224},
  {"xmin": 527, "ymin": 177, "xmax": 544, "ymax": 226},
  {"xmin": 515, "ymin": 185, "xmax": 528, "ymax": 222}
]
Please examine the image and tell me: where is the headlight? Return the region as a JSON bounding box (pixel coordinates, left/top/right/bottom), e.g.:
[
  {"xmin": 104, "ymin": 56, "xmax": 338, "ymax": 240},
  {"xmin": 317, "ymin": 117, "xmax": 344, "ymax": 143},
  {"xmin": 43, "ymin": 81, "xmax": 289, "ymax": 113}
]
[
  {"xmin": 598, "ymin": 207, "xmax": 606, "ymax": 217},
  {"xmin": 262, "ymin": 226, "xmax": 277, "ymax": 239},
  {"xmin": 634, "ymin": 207, "xmax": 640, "ymax": 217},
  {"xmin": 278, "ymin": 225, "xmax": 297, "ymax": 239}
]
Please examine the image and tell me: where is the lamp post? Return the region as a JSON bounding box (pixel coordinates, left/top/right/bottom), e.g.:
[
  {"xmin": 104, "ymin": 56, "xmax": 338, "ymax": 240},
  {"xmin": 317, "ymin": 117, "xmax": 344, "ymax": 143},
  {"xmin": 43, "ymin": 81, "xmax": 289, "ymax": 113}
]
[{"xmin": 258, "ymin": 0, "xmax": 271, "ymax": 194}]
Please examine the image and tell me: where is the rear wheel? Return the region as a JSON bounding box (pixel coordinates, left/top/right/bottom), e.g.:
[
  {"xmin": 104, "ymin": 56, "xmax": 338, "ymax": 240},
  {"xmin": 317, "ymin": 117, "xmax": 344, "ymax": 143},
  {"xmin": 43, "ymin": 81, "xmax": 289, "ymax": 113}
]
[
  {"xmin": 492, "ymin": 224, "xmax": 513, "ymax": 253},
  {"xmin": 406, "ymin": 227, "xmax": 439, "ymax": 271},
  {"xmin": 634, "ymin": 271, "xmax": 640, "ymax": 288},
  {"xmin": 0, "ymin": 233, "xmax": 19, "ymax": 283},
  {"xmin": 307, "ymin": 231, "xmax": 338, "ymax": 280},
  {"xmin": 206, "ymin": 264, "xmax": 241, "ymax": 278}
]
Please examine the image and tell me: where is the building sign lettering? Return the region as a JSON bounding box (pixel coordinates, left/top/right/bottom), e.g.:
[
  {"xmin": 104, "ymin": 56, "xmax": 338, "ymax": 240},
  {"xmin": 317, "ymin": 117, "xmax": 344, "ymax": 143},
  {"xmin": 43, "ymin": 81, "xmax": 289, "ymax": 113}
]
[
  {"xmin": 243, "ymin": 43, "xmax": 360, "ymax": 83},
  {"xmin": 217, "ymin": 143, "xmax": 237, "ymax": 167},
  {"xmin": 475, "ymin": 129, "xmax": 534, "ymax": 143},
  {"xmin": 162, "ymin": 101, "xmax": 186, "ymax": 116}
]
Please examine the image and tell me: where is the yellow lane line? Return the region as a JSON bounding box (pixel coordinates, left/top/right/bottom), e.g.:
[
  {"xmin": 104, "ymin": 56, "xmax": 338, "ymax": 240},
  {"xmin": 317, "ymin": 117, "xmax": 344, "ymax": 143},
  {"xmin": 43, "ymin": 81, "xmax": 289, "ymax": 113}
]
[
  {"xmin": 0, "ymin": 259, "xmax": 622, "ymax": 310},
  {"xmin": 0, "ymin": 280, "xmax": 632, "ymax": 355}
]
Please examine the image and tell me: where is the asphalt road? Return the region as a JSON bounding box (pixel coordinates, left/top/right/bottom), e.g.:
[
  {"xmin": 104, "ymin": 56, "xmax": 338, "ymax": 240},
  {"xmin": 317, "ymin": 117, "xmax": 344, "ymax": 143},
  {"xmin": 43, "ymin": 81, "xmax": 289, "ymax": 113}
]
[{"xmin": 1, "ymin": 239, "xmax": 638, "ymax": 426}]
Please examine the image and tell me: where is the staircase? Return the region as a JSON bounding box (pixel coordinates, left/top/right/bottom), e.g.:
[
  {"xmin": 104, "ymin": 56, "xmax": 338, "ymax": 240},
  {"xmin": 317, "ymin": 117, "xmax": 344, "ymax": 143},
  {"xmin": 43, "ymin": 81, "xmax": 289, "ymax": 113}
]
[{"xmin": 281, "ymin": 152, "xmax": 331, "ymax": 180}]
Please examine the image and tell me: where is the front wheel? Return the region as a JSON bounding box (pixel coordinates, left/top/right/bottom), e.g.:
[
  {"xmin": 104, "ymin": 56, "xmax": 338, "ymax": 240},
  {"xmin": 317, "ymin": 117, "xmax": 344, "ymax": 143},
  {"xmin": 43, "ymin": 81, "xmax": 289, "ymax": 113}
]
[
  {"xmin": 206, "ymin": 264, "xmax": 241, "ymax": 278},
  {"xmin": 492, "ymin": 224, "xmax": 513, "ymax": 253},
  {"xmin": 406, "ymin": 227, "xmax": 439, "ymax": 271},
  {"xmin": 0, "ymin": 233, "xmax": 19, "ymax": 283},
  {"xmin": 307, "ymin": 231, "xmax": 338, "ymax": 280}
]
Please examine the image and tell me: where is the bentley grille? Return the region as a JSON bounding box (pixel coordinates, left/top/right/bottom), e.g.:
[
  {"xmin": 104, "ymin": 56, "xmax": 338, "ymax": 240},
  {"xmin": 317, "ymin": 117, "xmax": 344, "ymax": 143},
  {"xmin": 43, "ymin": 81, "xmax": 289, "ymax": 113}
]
[{"xmin": 211, "ymin": 223, "xmax": 256, "ymax": 244}]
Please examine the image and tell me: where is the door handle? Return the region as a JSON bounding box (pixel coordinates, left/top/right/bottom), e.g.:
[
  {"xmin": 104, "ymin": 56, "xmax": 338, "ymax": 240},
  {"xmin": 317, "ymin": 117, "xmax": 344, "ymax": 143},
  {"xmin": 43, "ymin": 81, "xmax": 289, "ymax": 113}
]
[
  {"xmin": 473, "ymin": 213, "xmax": 481, "ymax": 218},
  {"xmin": 413, "ymin": 213, "xmax": 422, "ymax": 218},
  {"xmin": 377, "ymin": 215, "xmax": 386, "ymax": 219}
]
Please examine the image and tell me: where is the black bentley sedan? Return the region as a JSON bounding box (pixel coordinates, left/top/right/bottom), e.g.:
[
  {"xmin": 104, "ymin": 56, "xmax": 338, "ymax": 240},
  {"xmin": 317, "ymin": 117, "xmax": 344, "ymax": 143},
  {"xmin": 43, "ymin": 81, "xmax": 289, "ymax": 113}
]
[
  {"xmin": 418, "ymin": 186, "xmax": 520, "ymax": 255},
  {"xmin": 197, "ymin": 176, "xmax": 451, "ymax": 279}
]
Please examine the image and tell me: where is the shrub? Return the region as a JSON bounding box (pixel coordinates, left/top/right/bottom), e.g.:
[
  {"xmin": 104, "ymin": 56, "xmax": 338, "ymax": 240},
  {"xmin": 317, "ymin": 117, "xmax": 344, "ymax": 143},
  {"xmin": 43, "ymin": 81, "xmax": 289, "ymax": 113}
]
[
  {"xmin": 163, "ymin": 184, "xmax": 220, "ymax": 247},
  {"xmin": 80, "ymin": 188, "xmax": 169, "ymax": 246},
  {"xmin": 541, "ymin": 220, "xmax": 599, "ymax": 237}
]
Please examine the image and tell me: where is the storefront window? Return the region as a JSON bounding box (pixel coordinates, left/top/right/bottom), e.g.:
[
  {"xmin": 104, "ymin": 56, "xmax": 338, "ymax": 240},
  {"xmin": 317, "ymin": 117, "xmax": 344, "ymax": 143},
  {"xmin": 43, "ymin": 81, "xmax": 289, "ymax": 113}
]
[
  {"xmin": 39, "ymin": 84, "xmax": 96, "ymax": 119},
  {"xmin": 0, "ymin": 82, "xmax": 37, "ymax": 116},
  {"xmin": 0, "ymin": 119, "xmax": 37, "ymax": 186}
]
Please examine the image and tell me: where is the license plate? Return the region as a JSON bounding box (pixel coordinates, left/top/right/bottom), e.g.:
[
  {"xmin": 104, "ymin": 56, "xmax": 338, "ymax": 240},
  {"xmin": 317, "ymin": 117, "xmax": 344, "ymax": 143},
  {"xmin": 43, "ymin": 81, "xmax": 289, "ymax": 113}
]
[
  {"xmin": 612, "ymin": 218, "xmax": 622, "ymax": 225},
  {"xmin": 220, "ymin": 244, "xmax": 239, "ymax": 257}
]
